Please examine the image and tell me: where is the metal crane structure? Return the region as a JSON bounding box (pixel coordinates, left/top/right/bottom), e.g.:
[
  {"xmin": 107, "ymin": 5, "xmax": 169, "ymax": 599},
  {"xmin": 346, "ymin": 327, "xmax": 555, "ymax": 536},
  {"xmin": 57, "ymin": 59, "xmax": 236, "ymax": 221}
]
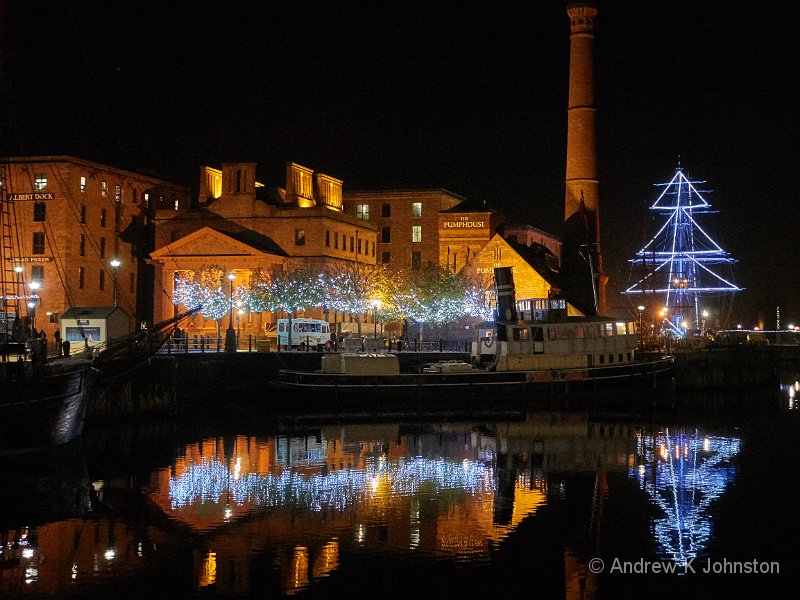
[{"xmin": 624, "ymin": 165, "xmax": 741, "ymax": 338}]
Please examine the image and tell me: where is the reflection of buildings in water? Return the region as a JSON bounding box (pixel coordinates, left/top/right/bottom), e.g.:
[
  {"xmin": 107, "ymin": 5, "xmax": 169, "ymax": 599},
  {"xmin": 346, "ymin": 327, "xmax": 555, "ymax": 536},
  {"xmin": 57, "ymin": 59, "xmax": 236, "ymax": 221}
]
[
  {"xmin": 631, "ymin": 428, "xmax": 741, "ymax": 566},
  {"xmin": 1, "ymin": 415, "xmax": 643, "ymax": 598},
  {"xmin": 146, "ymin": 415, "xmax": 635, "ymax": 595}
]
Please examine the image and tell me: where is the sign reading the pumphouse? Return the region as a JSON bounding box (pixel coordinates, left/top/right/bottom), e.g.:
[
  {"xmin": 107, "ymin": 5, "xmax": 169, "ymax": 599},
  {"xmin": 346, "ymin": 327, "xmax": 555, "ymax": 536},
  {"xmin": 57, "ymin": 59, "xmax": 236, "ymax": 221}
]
[{"xmin": 442, "ymin": 215, "xmax": 487, "ymax": 229}]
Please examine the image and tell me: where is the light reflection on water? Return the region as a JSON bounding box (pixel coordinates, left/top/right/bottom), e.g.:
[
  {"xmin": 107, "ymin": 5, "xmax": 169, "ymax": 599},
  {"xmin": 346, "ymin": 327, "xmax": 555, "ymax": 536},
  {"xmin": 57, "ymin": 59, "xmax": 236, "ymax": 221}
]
[
  {"xmin": 3, "ymin": 391, "xmax": 797, "ymax": 598},
  {"xmin": 630, "ymin": 429, "xmax": 740, "ymax": 567}
]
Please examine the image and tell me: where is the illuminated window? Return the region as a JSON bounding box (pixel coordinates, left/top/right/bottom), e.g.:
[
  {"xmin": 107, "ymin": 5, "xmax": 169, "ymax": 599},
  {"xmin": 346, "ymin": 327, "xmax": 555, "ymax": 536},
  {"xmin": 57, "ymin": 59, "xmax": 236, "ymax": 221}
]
[
  {"xmin": 412, "ymin": 225, "xmax": 421, "ymax": 243},
  {"xmin": 295, "ymin": 229, "xmax": 306, "ymax": 246},
  {"xmin": 100, "ymin": 208, "xmax": 106, "ymax": 227},
  {"xmin": 381, "ymin": 203, "xmax": 391, "ymax": 217},
  {"xmin": 381, "ymin": 227, "xmax": 391, "ymax": 243},
  {"xmin": 80, "ymin": 176, "xmax": 87, "ymax": 192},
  {"xmin": 31, "ymin": 265, "xmax": 44, "ymax": 283},
  {"xmin": 33, "ymin": 202, "xmax": 46, "ymax": 221},
  {"xmin": 101, "ymin": 181, "xmax": 107, "ymax": 196},
  {"xmin": 78, "ymin": 267, "xmax": 85, "ymax": 289},
  {"xmin": 412, "ymin": 202, "xmax": 422, "ymax": 217},
  {"xmin": 99, "ymin": 269, "xmax": 105, "ymax": 291},
  {"xmin": 79, "ymin": 234, "xmax": 86, "ymax": 256},
  {"xmin": 32, "ymin": 232, "xmax": 45, "ymax": 254},
  {"xmin": 356, "ymin": 204, "xmax": 369, "ymax": 219},
  {"xmin": 34, "ymin": 173, "xmax": 47, "ymax": 190},
  {"xmin": 100, "ymin": 237, "xmax": 106, "ymax": 258},
  {"xmin": 411, "ymin": 251, "xmax": 421, "ymax": 270},
  {"xmin": 144, "ymin": 192, "xmax": 150, "ymax": 207},
  {"xmin": 115, "ymin": 184, "xmax": 122, "ymax": 202},
  {"xmin": 381, "ymin": 251, "xmax": 390, "ymax": 264}
]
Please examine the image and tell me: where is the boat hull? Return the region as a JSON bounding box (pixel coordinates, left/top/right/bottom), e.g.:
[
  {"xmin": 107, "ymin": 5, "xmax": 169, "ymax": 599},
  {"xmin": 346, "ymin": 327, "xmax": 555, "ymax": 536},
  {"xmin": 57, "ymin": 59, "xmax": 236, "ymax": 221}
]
[
  {"xmin": 270, "ymin": 357, "xmax": 675, "ymax": 403},
  {"xmin": 0, "ymin": 366, "xmax": 94, "ymax": 455}
]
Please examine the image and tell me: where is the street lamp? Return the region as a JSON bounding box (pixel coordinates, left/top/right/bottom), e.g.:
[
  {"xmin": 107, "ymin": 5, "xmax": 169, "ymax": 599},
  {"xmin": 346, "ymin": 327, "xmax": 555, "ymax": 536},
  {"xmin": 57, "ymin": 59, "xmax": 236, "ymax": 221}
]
[
  {"xmin": 371, "ymin": 299, "xmax": 381, "ymax": 342},
  {"xmin": 110, "ymin": 258, "xmax": 121, "ymax": 307},
  {"xmin": 224, "ymin": 273, "xmax": 237, "ymax": 352},
  {"xmin": 701, "ymin": 309, "xmax": 709, "ymax": 335},
  {"xmin": 28, "ymin": 280, "xmax": 41, "ymax": 337},
  {"xmin": 637, "ymin": 305, "xmax": 645, "ymax": 348}
]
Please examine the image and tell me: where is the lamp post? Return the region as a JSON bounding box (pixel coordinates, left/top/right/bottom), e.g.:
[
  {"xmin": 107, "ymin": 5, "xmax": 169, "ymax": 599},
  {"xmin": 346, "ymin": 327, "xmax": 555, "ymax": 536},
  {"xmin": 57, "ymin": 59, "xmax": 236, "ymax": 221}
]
[
  {"xmin": 224, "ymin": 273, "xmax": 237, "ymax": 352},
  {"xmin": 28, "ymin": 280, "xmax": 41, "ymax": 337},
  {"xmin": 110, "ymin": 258, "xmax": 121, "ymax": 307},
  {"xmin": 371, "ymin": 299, "xmax": 381, "ymax": 342},
  {"xmin": 237, "ymin": 305, "xmax": 244, "ymax": 341},
  {"xmin": 637, "ymin": 305, "xmax": 645, "ymax": 349}
]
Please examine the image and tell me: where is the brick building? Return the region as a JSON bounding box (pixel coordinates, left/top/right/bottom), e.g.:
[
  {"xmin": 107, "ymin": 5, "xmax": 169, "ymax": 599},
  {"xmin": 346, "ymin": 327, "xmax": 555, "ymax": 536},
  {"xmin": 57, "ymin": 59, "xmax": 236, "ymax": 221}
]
[
  {"xmin": 342, "ymin": 189, "xmax": 465, "ymax": 270},
  {"xmin": 0, "ymin": 156, "xmax": 190, "ymax": 341},
  {"xmin": 150, "ymin": 162, "xmax": 377, "ymax": 337}
]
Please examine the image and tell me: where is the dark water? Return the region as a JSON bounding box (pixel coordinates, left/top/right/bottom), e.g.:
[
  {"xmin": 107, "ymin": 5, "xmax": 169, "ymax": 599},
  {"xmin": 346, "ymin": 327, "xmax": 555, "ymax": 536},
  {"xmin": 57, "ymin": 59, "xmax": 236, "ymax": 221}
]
[{"xmin": 2, "ymin": 379, "xmax": 799, "ymax": 599}]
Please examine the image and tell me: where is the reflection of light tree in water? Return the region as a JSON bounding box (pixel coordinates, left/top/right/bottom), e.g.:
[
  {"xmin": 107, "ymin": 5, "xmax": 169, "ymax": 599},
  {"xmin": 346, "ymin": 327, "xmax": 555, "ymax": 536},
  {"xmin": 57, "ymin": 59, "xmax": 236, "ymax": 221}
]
[{"xmin": 631, "ymin": 428, "xmax": 740, "ymax": 566}]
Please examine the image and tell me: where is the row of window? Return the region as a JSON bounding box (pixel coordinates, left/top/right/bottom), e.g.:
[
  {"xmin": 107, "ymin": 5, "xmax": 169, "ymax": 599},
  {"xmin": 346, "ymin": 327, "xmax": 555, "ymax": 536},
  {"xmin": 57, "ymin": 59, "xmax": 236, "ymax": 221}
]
[
  {"xmin": 379, "ymin": 225, "xmax": 422, "ymax": 244},
  {"xmin": 76, "ymin": 267, "xmax": 135, "ymax": 292},
  {"xmin": 18, "ymin": 266, "xmax": 134, "ymax": 293},
  {"xmin": 511, "ymin": 322, "xmax": 636, "ymax": 342},
  {"xmin": 355, "ymin": 202, "xmax": 423, "ymax": 220},
  {"xmin": 33, "ymin": 173, "xmax": 178, "ymax": 209},
  {"xmin": 379, "ymin": 251, "xmax": 422, "ymax": 269}
]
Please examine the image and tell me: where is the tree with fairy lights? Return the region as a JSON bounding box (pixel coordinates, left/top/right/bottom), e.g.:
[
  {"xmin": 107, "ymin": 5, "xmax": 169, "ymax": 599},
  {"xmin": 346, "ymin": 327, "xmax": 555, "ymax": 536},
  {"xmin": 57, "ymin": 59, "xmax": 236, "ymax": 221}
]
[
  {"xmin": 386, "ymin": 264, "xmax": 465, "ymax": 343},
  {"xmin": 173, "ymin": 265, "xmax": 239, "ymax": 337},
  {"xmin": 462, "ymin": 273, "xmax": 496, "ymax": 322},
  {"xmin": 249, "ymin": 265, "xmax": 321, "ymax": 348},
  {"xmin": 624, "ymin": 164, "xmax": 741, "ymax": 338},
  {"xmin": 320, "ymin": 262, "xmax": 382, "ymax": 339}
]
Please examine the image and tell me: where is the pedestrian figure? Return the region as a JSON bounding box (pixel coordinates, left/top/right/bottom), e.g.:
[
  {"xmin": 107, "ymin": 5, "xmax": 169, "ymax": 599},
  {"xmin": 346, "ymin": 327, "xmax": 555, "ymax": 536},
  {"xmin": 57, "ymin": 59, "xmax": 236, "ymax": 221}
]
[{"xmin": 54, "ymin": 328, "xmax": 61, "ymax": 351}]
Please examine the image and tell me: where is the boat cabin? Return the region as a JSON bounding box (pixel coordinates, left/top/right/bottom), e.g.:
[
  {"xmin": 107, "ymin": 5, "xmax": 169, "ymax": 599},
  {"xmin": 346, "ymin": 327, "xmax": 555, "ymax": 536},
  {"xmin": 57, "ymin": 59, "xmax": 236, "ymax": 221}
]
[{"xmin": 473, "ymin": 296, "xmax": 638, "ymax": 372}]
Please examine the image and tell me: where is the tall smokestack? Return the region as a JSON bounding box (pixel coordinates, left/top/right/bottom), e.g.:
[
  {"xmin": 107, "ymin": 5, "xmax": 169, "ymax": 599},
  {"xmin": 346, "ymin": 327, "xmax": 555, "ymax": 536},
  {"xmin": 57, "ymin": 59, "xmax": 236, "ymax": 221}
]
[{"xmin": 561, "ymin": 3, "xmax": 607, "ymax": 315}]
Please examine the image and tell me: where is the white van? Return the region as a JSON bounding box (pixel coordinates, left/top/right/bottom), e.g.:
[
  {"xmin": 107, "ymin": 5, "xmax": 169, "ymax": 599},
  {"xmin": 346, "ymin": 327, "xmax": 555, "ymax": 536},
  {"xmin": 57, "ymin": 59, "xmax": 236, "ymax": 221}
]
[{"xmin": 277, "ymin": 318, "xmax": 331, "ymax": 349}]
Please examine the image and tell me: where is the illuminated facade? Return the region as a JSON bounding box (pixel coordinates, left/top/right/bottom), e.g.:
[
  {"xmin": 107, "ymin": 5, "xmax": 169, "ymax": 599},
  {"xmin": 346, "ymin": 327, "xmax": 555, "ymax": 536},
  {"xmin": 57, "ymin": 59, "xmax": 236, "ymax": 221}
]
[
  {"xmin": 0, "ymin": 156, "xmax": 189, "ymax": 339},
  {"xmin": 150, "ymin": 162, "xmax": 377, "ymax": 336},
  {"xmin": 342, "ymin": 189, "xmax": 466, "ymax": 270},
  {"xmin": 461, "ymin": 234, "xmax": 587, "ymax": 316},
  {"xmin": 623, "ymin": 165, "xmax": 741, "ymax": 337}
]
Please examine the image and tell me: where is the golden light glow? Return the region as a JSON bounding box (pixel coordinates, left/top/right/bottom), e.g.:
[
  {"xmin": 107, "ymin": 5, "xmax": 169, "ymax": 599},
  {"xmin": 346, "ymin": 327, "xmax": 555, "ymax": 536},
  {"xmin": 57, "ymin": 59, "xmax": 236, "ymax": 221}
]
[
  {"xmin": 311, "ymin": 539, "xmax": 339, "ymax": 579},
  {"xmin": 286, "ymin": 546, "xmax": 310, "ymax": 595},
  {"xmin": 199, "ymin": 551, "xmax": 217, "ymax": 587}
]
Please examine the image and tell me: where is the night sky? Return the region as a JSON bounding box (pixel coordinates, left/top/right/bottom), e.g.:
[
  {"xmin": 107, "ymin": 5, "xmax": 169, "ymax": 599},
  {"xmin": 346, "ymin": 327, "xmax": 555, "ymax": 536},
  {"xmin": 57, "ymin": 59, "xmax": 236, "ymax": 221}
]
[{"xmin": 3, "ymin": 1, "xmax": 797, "ymax": 326}]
